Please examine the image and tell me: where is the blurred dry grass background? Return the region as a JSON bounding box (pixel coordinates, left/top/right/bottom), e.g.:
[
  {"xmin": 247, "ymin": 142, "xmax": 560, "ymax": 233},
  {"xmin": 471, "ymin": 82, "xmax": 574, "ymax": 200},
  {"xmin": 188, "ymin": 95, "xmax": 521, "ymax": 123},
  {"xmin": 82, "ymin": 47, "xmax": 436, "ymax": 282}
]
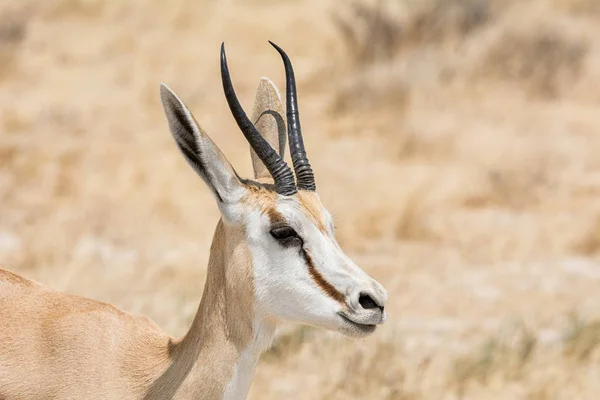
[{"xmin": 2, "ymin": 0, "xmax": 600, "ymax": 398}]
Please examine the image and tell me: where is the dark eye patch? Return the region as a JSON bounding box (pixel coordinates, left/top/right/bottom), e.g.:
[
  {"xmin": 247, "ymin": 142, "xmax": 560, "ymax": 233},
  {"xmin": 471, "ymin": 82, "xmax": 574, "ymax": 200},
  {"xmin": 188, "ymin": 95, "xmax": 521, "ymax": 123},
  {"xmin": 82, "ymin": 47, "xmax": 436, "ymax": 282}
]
[{"xmin": 270, "ymin": 225, "xmax": 303, "ymax": 247}]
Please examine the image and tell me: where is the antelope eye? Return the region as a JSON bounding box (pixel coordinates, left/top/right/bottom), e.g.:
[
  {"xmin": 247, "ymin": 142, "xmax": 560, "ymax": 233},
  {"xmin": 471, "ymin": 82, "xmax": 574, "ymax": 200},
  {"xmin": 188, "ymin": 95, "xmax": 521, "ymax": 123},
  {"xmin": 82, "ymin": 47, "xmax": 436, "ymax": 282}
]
[
  {"xmin": 270, "ymin": 226, "xmax": 299, "ymax": 241},
  {"xmin": 269, "ymin": 226, "xmax": 303, "ymax": 247}
]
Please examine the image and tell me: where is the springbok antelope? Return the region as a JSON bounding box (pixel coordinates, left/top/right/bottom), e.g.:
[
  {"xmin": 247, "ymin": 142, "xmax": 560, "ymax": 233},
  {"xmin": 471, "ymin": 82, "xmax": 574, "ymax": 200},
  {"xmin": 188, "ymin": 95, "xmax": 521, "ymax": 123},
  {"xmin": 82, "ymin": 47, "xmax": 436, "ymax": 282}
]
[{"xmin": 0, "ymin": 42, "xmax": 387, "ymax": 399}]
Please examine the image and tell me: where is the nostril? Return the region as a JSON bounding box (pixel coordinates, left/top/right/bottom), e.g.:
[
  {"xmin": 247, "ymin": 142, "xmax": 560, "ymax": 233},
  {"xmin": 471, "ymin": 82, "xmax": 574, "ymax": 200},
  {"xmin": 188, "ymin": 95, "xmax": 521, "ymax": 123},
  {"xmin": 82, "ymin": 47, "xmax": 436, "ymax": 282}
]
[{"xmin": 358, "ymin": 293, "xmax": 383, "ymax": 312}]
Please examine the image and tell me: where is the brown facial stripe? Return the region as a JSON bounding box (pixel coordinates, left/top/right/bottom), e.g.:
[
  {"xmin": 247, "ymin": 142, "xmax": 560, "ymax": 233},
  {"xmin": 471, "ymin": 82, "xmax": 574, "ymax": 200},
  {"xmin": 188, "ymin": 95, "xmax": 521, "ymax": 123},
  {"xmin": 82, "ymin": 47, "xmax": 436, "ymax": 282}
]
[
  {"xmin": 301, "ymin": 249, "xmax": 345, "ymax": 304},
  {"xmin": 266, "ymin": 207, "xmax": 344, "ymax": 303}
]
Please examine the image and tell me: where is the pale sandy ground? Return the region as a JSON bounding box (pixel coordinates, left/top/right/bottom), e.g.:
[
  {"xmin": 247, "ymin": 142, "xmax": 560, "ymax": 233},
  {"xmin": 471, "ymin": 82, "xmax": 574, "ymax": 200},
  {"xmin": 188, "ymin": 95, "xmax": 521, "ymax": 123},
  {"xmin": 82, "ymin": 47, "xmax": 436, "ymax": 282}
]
[{"xmin": 2, "ymin": 0, "xmax": 600, "ymax": 398}]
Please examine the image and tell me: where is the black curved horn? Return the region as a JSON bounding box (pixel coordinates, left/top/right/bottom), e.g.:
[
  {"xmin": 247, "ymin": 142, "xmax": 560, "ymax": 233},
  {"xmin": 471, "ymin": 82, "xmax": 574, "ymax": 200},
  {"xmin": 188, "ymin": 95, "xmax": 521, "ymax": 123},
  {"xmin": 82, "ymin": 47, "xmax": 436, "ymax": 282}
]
[
  {"xmin": 220, "ymin": 43, "xmax": 297, "ymax": 196},
  {"xmin": 269, "ymin": 41, "xmax": 316, "ymax": 191}
]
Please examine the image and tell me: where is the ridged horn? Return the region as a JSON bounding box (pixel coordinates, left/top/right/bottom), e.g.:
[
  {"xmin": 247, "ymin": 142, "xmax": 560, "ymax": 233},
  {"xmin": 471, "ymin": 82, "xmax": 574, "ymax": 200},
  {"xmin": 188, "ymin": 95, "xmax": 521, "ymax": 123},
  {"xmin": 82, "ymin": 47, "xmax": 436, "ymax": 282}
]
[
  {"xmin": 269, "ymin": 41, "xmax": 316, "ymax": 191},
  {"xmin": 220, "ymin": 43, "xmax": 297, "ymax": 196}
]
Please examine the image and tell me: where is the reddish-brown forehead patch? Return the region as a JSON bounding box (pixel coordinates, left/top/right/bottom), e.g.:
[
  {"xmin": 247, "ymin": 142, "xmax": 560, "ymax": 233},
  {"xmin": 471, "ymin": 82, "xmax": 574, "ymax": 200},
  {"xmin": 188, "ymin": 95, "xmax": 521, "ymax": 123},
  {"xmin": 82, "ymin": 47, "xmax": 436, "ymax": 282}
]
[
  {"xmin": 266, "ymin": 206, "xmax": 285, "ymax": 225},
  {"xmin": 241, "ymin": 183, "xmax": 329, "ymax": 236},
  {"xmin": 241, "ymin": 182, "xmax": 278, "ymax": 208},
  {"xmin": 296, "ymin": 191, "xmax": 328, "ymax": 234}
]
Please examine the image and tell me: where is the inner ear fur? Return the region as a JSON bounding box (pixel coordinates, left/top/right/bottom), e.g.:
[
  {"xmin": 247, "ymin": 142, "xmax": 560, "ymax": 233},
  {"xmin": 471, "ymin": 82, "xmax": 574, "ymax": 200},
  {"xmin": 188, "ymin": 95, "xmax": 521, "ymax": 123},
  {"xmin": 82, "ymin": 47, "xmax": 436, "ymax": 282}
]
[
  {"xmin": 160, "ymin": 83, "xmax": 246, "ymax": 204},
  {"xmin": 250, "ymin": 77, "xmax": 287, "ymax": 181}
]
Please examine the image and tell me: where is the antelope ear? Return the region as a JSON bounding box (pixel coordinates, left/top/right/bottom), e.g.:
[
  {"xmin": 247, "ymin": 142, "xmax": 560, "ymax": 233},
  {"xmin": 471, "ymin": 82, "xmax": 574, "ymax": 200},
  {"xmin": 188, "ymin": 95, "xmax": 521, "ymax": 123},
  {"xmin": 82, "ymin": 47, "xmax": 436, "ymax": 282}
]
[
  {"xmin": 250, "ymin": 77, "xmax": 287, "ymax": 181},
  {"xmin": 160, "ymin": 83, "xmax": 246, "ymax": 205}
]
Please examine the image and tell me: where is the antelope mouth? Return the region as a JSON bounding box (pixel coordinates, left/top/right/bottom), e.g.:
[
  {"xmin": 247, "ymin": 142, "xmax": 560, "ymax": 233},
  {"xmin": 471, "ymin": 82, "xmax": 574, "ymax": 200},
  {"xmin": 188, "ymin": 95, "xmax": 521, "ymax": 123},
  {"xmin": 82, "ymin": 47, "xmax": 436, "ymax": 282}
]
[{"xmin": 337, "ymin": 313, "xmax": 377, "ymax": 335}]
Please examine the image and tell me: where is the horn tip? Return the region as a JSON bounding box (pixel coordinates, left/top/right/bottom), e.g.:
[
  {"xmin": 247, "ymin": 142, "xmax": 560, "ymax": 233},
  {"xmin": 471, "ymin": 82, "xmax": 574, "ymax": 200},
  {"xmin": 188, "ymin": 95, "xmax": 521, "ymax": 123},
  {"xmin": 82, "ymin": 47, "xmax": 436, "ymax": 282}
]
[
  {"xmin": 220, "ymin": 43, "xmax": 228, "ymax": 66},
  {"xmin": 268, "ymin": 40, "xmax": 282, "ymax": 53}
]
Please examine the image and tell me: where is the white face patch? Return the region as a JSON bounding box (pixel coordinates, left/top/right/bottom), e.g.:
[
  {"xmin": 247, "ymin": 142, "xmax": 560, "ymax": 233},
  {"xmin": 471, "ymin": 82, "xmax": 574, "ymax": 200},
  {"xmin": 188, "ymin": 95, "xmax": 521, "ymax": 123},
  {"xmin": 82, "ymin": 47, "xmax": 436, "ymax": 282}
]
[{"xmin": 244, "ymin": 195, "xmax": 388, "ymax": 336}]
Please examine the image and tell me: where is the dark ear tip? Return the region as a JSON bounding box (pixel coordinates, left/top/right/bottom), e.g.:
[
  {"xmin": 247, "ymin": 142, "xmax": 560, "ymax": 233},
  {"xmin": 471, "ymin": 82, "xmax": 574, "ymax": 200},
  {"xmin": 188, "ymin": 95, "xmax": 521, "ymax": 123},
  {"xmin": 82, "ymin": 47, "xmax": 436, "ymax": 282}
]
[
  {"xmin": 159, "ymin": 82, "xmax": 170, "ymax": 95},
  {"xmin": 159, "ymin": 83, "xmax": 176, "ymax": 107}
]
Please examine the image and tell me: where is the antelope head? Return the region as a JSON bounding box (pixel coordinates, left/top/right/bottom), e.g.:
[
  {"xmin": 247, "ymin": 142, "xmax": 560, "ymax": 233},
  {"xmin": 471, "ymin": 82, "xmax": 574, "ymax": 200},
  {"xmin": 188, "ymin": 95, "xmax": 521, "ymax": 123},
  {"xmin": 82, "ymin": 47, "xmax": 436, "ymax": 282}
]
[{"xmin": 160, "ymin": 42, "xmax": 387, "ymax": 338}]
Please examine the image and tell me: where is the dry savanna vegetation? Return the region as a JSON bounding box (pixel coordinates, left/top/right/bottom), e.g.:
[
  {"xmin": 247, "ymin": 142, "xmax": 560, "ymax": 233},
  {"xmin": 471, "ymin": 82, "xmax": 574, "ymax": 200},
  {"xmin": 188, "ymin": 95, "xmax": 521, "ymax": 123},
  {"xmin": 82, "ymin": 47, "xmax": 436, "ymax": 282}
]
[{"xmin": 2, "ymin": 0, "xmax": 600, "ymax": 398}]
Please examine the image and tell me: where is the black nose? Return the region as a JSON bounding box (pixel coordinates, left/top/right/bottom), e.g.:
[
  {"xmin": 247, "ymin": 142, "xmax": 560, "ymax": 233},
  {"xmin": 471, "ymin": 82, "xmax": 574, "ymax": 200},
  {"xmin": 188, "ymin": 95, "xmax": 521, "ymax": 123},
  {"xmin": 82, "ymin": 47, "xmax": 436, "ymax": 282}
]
[{"xmin": 359, "ymin": 293, "xmax": 384, "ymax": 312}]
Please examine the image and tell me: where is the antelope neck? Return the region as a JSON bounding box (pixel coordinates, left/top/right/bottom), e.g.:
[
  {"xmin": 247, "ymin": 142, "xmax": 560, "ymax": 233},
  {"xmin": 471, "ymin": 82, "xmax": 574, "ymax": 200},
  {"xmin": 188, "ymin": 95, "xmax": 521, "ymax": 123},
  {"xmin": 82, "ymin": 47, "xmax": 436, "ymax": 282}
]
[{"xmin": 144, "ymin": 220, "xmax": 275, "ymax": 400}]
